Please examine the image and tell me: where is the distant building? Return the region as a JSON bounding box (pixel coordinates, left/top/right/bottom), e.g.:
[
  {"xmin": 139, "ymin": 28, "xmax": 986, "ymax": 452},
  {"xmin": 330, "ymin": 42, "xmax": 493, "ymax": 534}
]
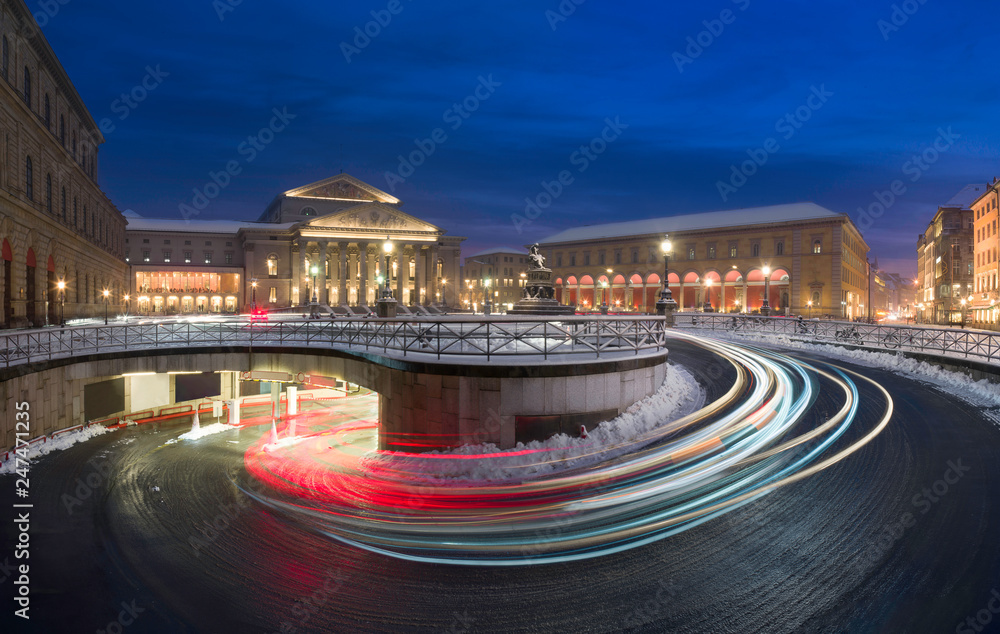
[
  {"xmin": 872, "ymin": 269, "xmax": 917, "ymax": 319},
  {"xmin": 535, "ymin": 202, "xmax": 869, "ymax": 317},
  {"xmin": 916, "ymin": 185, "xmax": 980, "ymax": 325},
  {"xmin": 459, "ymin": 247, "xmax": 529, "ymax": 311},
  {"xmin": 0, "ymin": 1, "xmax": 129, "ymax": 327},
  {"xmin": 125, "ymin": 174, "xmax": 465, "ymax": 314},
  {"xmin": 970, "ymin": 179, "xmax": 1000, "ymax": 329}
]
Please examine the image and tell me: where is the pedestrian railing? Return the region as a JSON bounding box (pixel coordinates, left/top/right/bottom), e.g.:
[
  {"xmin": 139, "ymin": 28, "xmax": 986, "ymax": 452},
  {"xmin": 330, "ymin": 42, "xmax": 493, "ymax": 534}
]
[
  {"xmin": 0, "ymin": 316, "xmax": 669, "ymax": 368},
  {"xmin": 674, "ymin": 313, "xmax": 1000, "ymax": 364}
]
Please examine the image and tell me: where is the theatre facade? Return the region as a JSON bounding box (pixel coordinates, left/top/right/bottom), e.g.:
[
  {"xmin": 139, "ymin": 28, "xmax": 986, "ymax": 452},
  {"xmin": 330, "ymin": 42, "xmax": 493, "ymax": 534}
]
[
  {"xmin": 125, "ymin": 174, "xmax": 464, "ymax": 315},
  {"xmin": 536, "ymin": 202, "xmax": 870, "ymax": 318}
]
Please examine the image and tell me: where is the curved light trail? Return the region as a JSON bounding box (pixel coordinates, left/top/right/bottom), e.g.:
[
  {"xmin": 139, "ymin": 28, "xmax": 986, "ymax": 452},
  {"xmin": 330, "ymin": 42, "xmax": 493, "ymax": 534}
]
[{"xmin": 242, "ymin": 332, "xmax": 893, "ymax": 565}]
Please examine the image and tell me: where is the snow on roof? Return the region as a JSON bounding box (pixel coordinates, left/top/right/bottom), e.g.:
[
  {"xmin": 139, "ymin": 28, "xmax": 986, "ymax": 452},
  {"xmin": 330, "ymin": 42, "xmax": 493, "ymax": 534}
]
[
  {"xmin": 943, "ymin": 184, "xmax": 987, "ymax": 209},
  {"xmin": 537, "ymin": 202, "xmax": 847, "ymax": 245},
  {"xmin": 125, "ymin": 216, "xmax": 295, "ymax": 234},
  {"xmin": 465, "ymin": 246, "xmax": 528, "ymax": 259}
]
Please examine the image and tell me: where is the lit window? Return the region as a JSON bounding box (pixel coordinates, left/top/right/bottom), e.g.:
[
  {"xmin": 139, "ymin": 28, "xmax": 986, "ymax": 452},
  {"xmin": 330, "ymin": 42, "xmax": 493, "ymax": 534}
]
[
  {"xmin": 751, "ymin": 244, "xmax": 760, "ymax": 257},
  {"xmin": 776, "ymin": 242, "xmax": 784, "ymax": 256},
  {"xmin": 269, "ymin": 287, "xmax": 277, "ymax": 303},
  {"xmin": 142, "ymin": 251, "xmax": 150, "ymax": 263},
  {"xmin": 184, "ymin": 251, "xmax": 192, "ymax": 263},
  {"xmin": 813, "ymin": 240, "xmax": 822, "ymax": 254},
  {"xmin": 267, "ymin": 257, "xmax": 277, "ymax": 276},
  {"xmin": 163, "ymin": 251, "xmax": 171, "ymax": 263},
  {"xmin": 204, "ymin": 252, "xmax": 213, "ymax": 264}
]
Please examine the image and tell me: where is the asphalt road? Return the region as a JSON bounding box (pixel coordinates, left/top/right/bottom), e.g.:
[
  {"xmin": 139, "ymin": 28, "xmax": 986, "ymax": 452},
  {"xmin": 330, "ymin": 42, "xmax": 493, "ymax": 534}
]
[{"xmin": 1, "ymin": 342, "xmax": 999, "ymax": 633}]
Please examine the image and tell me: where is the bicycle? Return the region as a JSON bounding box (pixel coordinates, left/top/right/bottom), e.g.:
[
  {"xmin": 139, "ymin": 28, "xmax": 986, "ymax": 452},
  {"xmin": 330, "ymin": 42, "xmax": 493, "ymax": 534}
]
[
  {"xmin": 835, "ymin": 326, "xmax": 862, "ymax": 344},
  {"xmin": 881, "ymin": 330, "xmax": 914, "ymax": 349}
]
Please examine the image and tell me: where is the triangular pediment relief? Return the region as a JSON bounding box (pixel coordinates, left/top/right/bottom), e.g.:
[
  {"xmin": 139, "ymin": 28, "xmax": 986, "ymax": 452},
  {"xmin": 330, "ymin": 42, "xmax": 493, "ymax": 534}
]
[
  {"xmin": 304, "ymin": 203, "xmax": 442, "ymax": 234},
  {"xmin": 284, "ymin": 174, "xmax": 400, "ymax": 205}
]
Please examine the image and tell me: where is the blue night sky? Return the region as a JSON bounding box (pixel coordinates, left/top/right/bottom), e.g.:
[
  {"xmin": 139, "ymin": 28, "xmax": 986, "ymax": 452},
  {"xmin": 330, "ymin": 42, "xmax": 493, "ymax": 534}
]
[{"xmin": 40, "ymin": 0, "xmax": 999, "ymax": 275}]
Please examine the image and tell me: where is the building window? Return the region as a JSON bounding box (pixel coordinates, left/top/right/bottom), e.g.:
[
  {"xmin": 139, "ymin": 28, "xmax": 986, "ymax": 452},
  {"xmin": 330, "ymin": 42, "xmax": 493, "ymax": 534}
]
[
  {"xmin": 163, "ymin": 239, "xmax": 171, "ymax": 245},
  {"xmin": 776, "ymin": 242, "xmax": 784, "ymax": 256},
  {"xmin": 72, "ymin": 132, "xmax": 76, "ymax": 159},
  {"xmin": 708, "ymin": 246, "xmax": 716, "ymax": 259},
  {"xmin": 598, "ymin": 252, "xmax": 605, "ymax": 265},
  {"xmin": 25, "ymin": 156, "xmax": 33, "ymax": 201},
  {"xmin": 729, "ymin": 245, "xmax": 737, "ymax": 258},
  {"xmin": 23, "ymin": 66, "xmax": 30, "ymax": 108},
  {"xmin": 61, "ymin": 187, "xmax": 66, "ymax": 220},
  {"xmin": 269, "ymin": 287, "xmax": 277, "ymax": 303},
  {"xmin": 267, "ymin": 256, "xmax": 277, "ymax": 275},
  {"xmin": 45, "ymin": 173, "xmax": 51, "ymax": 213},
  {"xmin": 205, "ymin": 241, "xmax": 212, "ymax": 246},
  {"xmin": 73, "ymin": 198, "xmax": 78, "ymax": 226},
  {"xmin": 301, "ymin": 207, "xmax": 316, "ymax": 216},
  {"xmin": 614, "ymin": 250, "xmax": 622, "ymax": 265},
  {"xmin": 204, "ymin": 252, "xmax": 212, "ymax": 264},
  {"xmin": 60, "ymin": 116, "xmax": 65, "ymax": 146},
  {"xmin": 583, "ymin": 253, "xmax": 590, "ymax": 266},
  {"xmin": 142, "ymin": 251, "xmax": 150, "ymax": 263},
  {"xmin": 184, "ymin": 251, "xmax": 192, "ymax": 263},
  {"xmin": 163, "ymin": 251, "xmax": 171, "ymax": 263},
  {"xmin": 688, "ymin": 247, "xmax": 695, "ymax": 260},
  {"xmin": 813, "ymin": 240, "xmax": 822, "ymax": 254},
  {"xmin": 44, "ymin": 94, "xmax": 50, "ymax": 129},
  {"xmin": 556, "ymin": 253, "xmax": 563, "ymax": 267},
  {"xmin": 226, "ymin": 241, "xmax": 233, "ymax": 247},
  {"xmin": 570, "ymin": 254, "xmax": 576, "ymax": 267},
  {"xmin": 631, "ymin": 249, "xmax": 638, "ymax": 264},
  {"xmin": 225, "ymin": 252, "xmax": 233, "ymax": 265},
  {"xmin": 751, "ymin": 243, "xmax": 760, "ymax": 257},
  {"xmin": 184, "ymin": 240, "xmax": 191, "ymax": 246}
]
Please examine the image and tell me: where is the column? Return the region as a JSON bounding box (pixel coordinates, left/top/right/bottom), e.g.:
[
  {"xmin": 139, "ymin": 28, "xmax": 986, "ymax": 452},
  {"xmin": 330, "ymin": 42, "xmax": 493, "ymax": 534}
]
[
  {"xmin": 427, "ymin": 246, "xmax": 439, "ymax": 304},
  {"xmin": 721, "ymin": 283, "xmax": 727, "ymax": 314},
  {"xmin": 358, "ymin": 242, "xmax": 369, "ymax": 306},
  {"xmin": 338, "ymin": 242, "xmax": 348, "ymax": 307},
  {"xmin": 743, "ymin": 280, "xmax": 749, "ymax": 313},
  {"xmin": 414, "ymin": 246, "xmax": 424, "ymax": 306},
  {"xmin": 316, "ymin": 241, "xmax": 327, "ymax": 304},
  {"xmin": 297, "ymin": 241, "xmax": 307, "ymax": 307},
  {"xmin": 396, "ymin": 245, "xmax": 406, "ymax": 301}
]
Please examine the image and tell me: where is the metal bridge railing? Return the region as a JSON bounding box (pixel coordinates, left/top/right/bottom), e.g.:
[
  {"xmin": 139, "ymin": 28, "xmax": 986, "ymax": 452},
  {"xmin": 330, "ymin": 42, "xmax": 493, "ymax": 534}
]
[
  {"xmin": 0, "ymin": 316, "xmax": 669, "ymax": 369},
  {"xmin": 674, "ymin": 313, "xmax": 1000, "ymax": 364}
]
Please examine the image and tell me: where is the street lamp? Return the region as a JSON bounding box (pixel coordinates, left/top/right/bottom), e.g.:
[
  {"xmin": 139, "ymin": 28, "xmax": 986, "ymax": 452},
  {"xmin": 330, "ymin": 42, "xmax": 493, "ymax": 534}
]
[
  {"xmin": 57, "ymin": 280, "xmax": 65, "ymax": 327},
  {"xmin": 600, "ymin": 279, "xmax": 609, "ymax": 314},
  {"xmin": 484, "ymin": 278, "xmax": 492, "ymax": 315},
  {"xmin": 102, "ymin": 289, "xmax": 110, "ymax": 324},
  {"xmin": 310, "ymin": 266, "xmax": 318, "ymax": 303},
  {"xmin": 807, "ymin": 299, "xmax": 813, "ymax": 319},
  {"xmin": 655, "ymin": 235, "xmax": 678, "ymax": 319},
  {"xmin": 703, "ymin": 278, "xmax": 714, "ymax": 312},
  {"xmin": 250, "ymin": 278, "xmax": 258, "ymax": 312},
  {"xmin": 961, "ymin": 298, "xmax": 968, "ymax": 327},
  {"xmin": 123, "ymin": 294, "xmax": 130, "ymax": 319},
  {"xmin": 761, "ymin": 265, "xmax": 771, "ymax": 316}
]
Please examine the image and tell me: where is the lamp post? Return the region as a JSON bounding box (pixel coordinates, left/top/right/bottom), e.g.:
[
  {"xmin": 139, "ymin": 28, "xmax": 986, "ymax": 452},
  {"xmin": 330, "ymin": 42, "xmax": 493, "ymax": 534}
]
[
  {"xmin": 484, "ymin": 278, "xmax": 492, "ymax": 315},
  {"xmin": 807, "ymin": 299, "xmax": 813, "ymax": 319},
  {"xmin": 600, "ymin": 279, "xmax": 609, "ymax": 314},
  {"xmin": 376, "ymin": 239, "xmax": 398, "ymax": 317},
  {"xmin": 703, "ymin": 278, "xmax": 714, "ymax": 312},
  {"xmin": 250, "ymin": 279, "xmax": 257, "ymax": 312},
  {"xmin": 960, "ymin": 298, "xmax": 967, "ymax": 328},
  {"xmin": 310, "ymin": 266, "xmax": 318, "ymax": 304},
  {"xmin": 123, "ymin": 294, "xmax": 130, "ymax": 320},
  {"xmin": 761, "ymin": 266, "xmax": 771, "ymax": 316},
  {"xmin": 655, "ymin": 235, "xmax": 678, "ymax": 322},
  {"xmin": 57, "ymin": 280, "xmax": 65, "ymax": 327}
]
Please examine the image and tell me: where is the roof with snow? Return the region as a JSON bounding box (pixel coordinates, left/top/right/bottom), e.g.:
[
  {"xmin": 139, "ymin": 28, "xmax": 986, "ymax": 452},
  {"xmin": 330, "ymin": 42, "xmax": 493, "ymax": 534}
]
[
  {"xmin": 943, "ymin": 184, "xmax": 987, "ymax": 209},
  {"xmin": 465, "ymin": 246, "xmax": 528, "ymax": 259},
  {"xmin": 125, "ymin": 213, "xmax": 295, "ymax": 234},
  {"xmin": 537, "ymin": 202, "xmax": 849, "ymax": 245}
]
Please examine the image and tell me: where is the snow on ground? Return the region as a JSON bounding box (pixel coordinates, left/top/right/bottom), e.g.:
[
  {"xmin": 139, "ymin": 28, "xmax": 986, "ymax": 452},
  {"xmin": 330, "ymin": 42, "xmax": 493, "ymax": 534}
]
[
  {"xmin": 173, "ymin": 423, "xmax": 238, "ymax": 441},
  {"xmin": 0, "ymin": 425, "xmax": 110, "ymax": 475},
  {"xmin": 363, "ymin": 363, "xmax": 705, "ymax": 483},
  {"xmin": 698, "ymin": 331, "xmax": 1000, "ymax": 413}
]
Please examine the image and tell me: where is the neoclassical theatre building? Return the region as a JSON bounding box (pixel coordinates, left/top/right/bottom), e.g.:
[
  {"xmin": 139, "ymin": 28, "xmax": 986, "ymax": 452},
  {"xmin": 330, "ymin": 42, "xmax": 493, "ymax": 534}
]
[
  {"xmin": 125, "ymin": 174, "xmax": 464, "ymax": 314},
  {"xmin": 537, "ymin": 202, "xmax": 870, "ymax": 318},
  {"xmin": 0, "ymin": 0, "xmax": 128, "ymax": 327}
]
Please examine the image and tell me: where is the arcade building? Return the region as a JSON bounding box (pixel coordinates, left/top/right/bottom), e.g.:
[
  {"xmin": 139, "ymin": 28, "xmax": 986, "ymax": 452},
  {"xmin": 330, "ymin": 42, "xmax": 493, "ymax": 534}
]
[{"xmin": 536, "ymin": 202, "xmax": 870, "ymax": 318}]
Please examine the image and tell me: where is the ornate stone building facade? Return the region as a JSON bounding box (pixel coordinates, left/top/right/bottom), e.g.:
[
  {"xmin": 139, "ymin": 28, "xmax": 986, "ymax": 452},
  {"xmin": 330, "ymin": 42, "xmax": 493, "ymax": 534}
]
[
  {"xmin": 970, "ymin": 179, "xmax": 1000, "ymax": 328},
  {"xmin": 125, "ymin": 174, "xmax": 464, "ymax": 313},
  {"xmin": 537, "ymin": 202, "xmax": 870, "ymax": 318},
  {"xmin": 916, "ymin": 185, "xmax": 979, "ymax": 325},
  {"xmin": 0, "ymin": 0, "xmax": 128, "ymax": 327}
]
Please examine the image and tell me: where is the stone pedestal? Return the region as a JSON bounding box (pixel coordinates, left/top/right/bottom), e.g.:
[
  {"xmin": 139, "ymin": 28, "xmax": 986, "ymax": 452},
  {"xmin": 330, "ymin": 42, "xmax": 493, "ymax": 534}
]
[
  {"xmin": 376, "ymin": 298, "xmax": 398, "ymax": 318},
  {"xmin": 509, "ymin": 267, "xmax": 575, "ymax": 315}
]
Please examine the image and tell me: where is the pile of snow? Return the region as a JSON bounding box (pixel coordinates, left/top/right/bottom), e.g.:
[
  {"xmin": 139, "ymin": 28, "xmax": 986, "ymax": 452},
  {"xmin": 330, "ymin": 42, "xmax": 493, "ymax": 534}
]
[
  {"xmin": 0, "ymin": 425, "xmax": 110, "ymax": 475},
  {"xmin": 174, "ymin": 423, "xmax": 237, "ymax": 441},
  {"xmin": 363, "ymin": 364, "xmax": 705, "ymax": 482}
]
